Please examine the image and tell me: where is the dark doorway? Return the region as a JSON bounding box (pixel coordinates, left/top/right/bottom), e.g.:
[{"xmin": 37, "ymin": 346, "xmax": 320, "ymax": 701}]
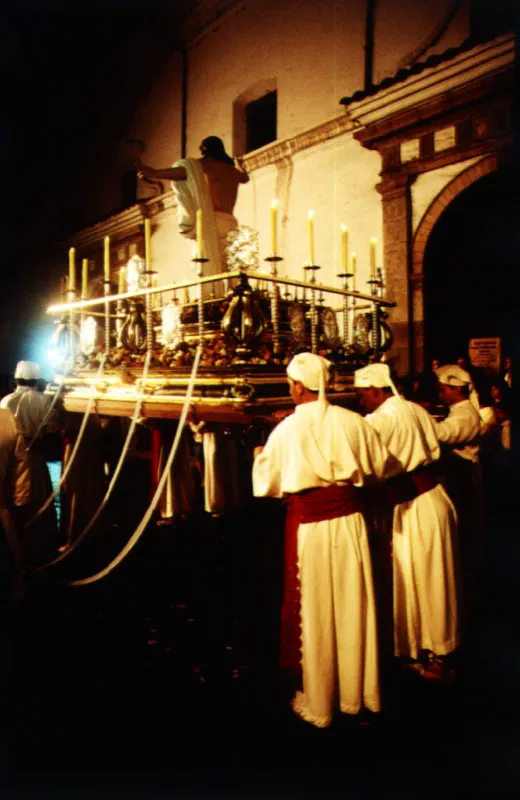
[{"xmin": 423, "ymin": 164, "xmax": 519, "ymax": 368}]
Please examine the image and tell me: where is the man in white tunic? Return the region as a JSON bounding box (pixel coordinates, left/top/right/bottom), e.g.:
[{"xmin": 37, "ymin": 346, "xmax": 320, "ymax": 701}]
[
  {"xmin": 434, "ymin": 365, "xmax": 483, "ymax": 604},
  {"xmin": 252, "ymin": 353, "xmax": 397, "ymax": 728},
  {"xmin": 1, "ymin": 361, "xmax": 60, "ymax": 563},
  {"xmin": 354, "ymin": 363, "xmax": 460, "ymax": 681}
]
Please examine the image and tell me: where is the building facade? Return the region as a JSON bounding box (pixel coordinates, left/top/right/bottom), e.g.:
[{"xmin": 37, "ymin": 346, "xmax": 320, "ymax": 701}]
[{"xmin": 68, "ymin": 0, "xmax": 515, "ymax": 374}]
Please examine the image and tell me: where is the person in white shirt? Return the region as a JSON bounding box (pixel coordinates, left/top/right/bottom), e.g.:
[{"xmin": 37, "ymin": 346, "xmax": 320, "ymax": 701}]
[
  {"xmin": 0, "ymin": 407, "xmax": 30, "ymax": 605},
  {"xmin": 252, "ymin": 353, "xmax": 398, "ymax": 728},
  {"xmin": 354, "ymin": 363, "xmax": 460, "ymax": 682},
  {"xmin": 0, "ymin": 361, "xmax": 60, "ymax": 564},
  {"xmin": 434, "ymin": 365, "xmax": 484, "ymax": 607}
]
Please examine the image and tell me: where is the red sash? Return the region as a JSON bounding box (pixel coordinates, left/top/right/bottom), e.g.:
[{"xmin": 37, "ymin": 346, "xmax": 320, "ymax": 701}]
[
  {"xmin": 385, "ymin": 462, "xmax": 439, "ymax": 506},
  {"xmin": 280, "ymin": 484, "xmax": 364, "ymax": 688}
]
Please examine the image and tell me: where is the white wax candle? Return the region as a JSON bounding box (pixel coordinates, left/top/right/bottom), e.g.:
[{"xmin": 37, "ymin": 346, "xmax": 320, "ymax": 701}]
[
  {"xmin": 104, "ymin": 236, "xmax": 110, "ymax": 282},
  {"xmin": 144, "ymin": 218, "xmax": 152, "ymax": 269},
  {"xmin": 196, "ymin": 209, "xmax": 203, "ymax": 258},
  {"xmin": 270, "ymin": 200, "xmax": 278, "ymax": 255},
  {"xmin": 369, "ymin": 238, "xmax": 377, "ymax": 278},
  {"xmin": 340, "ymin": 225, "xmax": 348, "ymax": 272},
  {"xmin": 308, "ymin": 209, "xmax": 315, "ymax": 264},
  {"xmin": 82, "ymin": 258, "xmax": 88, "ymax": 298},
  {"xmin": 69, "ymin": 247, "xmax": 76, "ymax": 292}
]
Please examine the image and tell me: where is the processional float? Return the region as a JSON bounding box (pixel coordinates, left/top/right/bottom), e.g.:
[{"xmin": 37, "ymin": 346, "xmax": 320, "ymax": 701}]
[
  {"xmin": 47, "ymin": 225, "xmax": 394, "ymax": 422},
  {"xmin": 38, "ymin": 221, "xmax": 395, "ymax": 582}
]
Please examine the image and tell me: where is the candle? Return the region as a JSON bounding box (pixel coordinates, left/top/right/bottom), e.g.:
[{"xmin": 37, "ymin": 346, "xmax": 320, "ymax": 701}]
[
  {"xmin": 340, "ymin": 225, "xmax": 348, "ymax": 272},
  {"xmin": 144, "ymin": 218, "xmax": 152, "ymax": 269},
  {"xmin": 196, "ymin": 209, "xmax": 203, "ymax": 258},
  {"xmin": 82, "ymin": 258, "xmax": 88, "ymax": 299},
  {"xmin": 68, "ymin": 247, "xmax": 76, "ymax": 292},
  {"xmin": 104, "ymin": 236, "xmax": 110, "ymax": 282},
  {"xmin": 308, "ymin": 210, "xmax": 315, "ymax": 265},
  {"xmin": 270, "ymin": 200, "xmax": 278, "ymax": 255},
  {"xmin": 118, "ymin": 266, "xmax": 126, "ymax": 295},
  {"xmin": 369, "ymin": 237, "xmax": 377, "ymax": 279},
  {"xmin": 350, "ymin": 252, "xmax": 357, "ymax": 287}
]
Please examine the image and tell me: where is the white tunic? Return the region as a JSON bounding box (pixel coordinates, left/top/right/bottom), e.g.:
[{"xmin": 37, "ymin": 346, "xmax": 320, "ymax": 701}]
[
  {"xmin": 365, "ymin": 396, "xmax": 460, "ymax": 659},
  {"xmin": 253, "ymin": 401, "xmax": 395, "ymax": 727},
  {"xmin": 434, "ymin": 399, "xmax": 481, "ymax": 462},
  {"xmin": 434, "ymin": 399, "xmax": 484, "ymax": 581},
  {"xmin": 1, "ymin": 387, "xmax": 59, "ymax": 562},
  {"xmin": 0, "ymin": 386, "xmax": 59, "ymax": 439},
  {"xmin": 0, "ymin": 409, "xmax": 30, "ymax": 509}
]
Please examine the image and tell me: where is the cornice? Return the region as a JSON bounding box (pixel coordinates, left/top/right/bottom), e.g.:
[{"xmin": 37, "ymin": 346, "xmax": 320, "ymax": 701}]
[
  {"xmin": 70, "ymin": 193, "xmax": 176, "ymax": 250},
  {"xmin": 240, "ymin": 114, "xmax": 354, "ymax": 172},
  {"xmin": 345, "ymin": 33, "xmax": 515, "ymax": 131}
]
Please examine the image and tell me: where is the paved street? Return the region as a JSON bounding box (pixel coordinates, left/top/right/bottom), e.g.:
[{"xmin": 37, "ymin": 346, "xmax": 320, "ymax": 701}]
[{"xmin": 1, "ymin": 490, "xmax": 519, "ymax": 797}]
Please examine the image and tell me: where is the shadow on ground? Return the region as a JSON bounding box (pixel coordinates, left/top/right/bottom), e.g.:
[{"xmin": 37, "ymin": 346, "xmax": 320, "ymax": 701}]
[{"xmin": 1, "ymin": 492, "xmax": 519, "ymax": 797}]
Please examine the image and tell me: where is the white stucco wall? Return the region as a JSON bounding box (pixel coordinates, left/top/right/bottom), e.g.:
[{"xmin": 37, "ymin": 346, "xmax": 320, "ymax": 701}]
[
  {"xmin": 149, "ymin": 128, "xmax": 383, "ymax": 299},
  {"xmin": 186, "ymin": 0, "xmax": 365, "ymax": 152},
  {"xmin": 132, "ymin": 0, "xmax": 472, "ymax": 295}
]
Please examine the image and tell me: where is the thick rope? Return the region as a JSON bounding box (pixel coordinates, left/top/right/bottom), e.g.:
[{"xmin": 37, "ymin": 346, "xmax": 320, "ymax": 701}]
[
  {"xmin": 35, "ymin": 351, "xmax": 152, "ymax": 570},
  {"xmin": 25, "ymin": 355, "xmax": 107, "ymax": 528},
  {"xmin": 69, "ymin": 346, "xmax": 201, "ymax": 586}
]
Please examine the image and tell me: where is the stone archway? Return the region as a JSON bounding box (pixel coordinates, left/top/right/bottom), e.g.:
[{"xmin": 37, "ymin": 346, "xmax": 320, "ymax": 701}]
[
  {"xmin": 417, "ymin": 157, "xmax": 517, "ymax": 369},
  {"xmin": 410, "ymin": 153, "xmax": 503, "ymax": 373}
]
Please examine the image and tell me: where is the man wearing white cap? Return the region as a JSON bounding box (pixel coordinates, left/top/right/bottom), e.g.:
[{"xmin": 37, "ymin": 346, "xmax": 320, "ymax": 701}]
[
  {"xmin": 1, "ymin": 361, "xmax": 60, "ymax": 563},
  {"xmin": 253, "ymin": 352, "xmax": 397, "ymax": 728},
  {"xmin": 354, "ymin": 363, "xmax": 460, "ymax": 681},
  {"xmin": 434, "ymin": 364, "xmax": 484, "ymax": 604}
]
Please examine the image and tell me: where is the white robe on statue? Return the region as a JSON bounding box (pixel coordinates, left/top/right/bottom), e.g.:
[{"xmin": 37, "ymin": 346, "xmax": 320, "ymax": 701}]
[
  {"xmin": 365, "ymin": 396, "xmax": 460, "ymax": 659},
  {"xmin": 253, "ymin": 401, "xmax": 396, "ymax": 727},
  {"xmin": 172, "ymin": 157, "xmax": 237, "ymax": 297}
]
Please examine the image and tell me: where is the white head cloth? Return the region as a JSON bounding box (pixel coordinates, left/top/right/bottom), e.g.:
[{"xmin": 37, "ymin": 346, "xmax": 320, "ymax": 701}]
[
  {"xmin": 287, "ymin": 353, "xmax": 330, "ymax": 430},
  {"xmin": 436, "ymin": 364, "xmax": 480, "ymax": 410},
  {"xmin": 354, "ymin": 363, "xmax": 400, "ymax": 396},
  {"xmin": 436, "ymin": 365, "xmax": 471, "ymax": 386},
  {"xmin": 14, "ymin": 360, "xmax": 40, "ymax": 380},
  {"xmin": 287, "ymin": 352, "xmax": 330, "ymax": 395}
]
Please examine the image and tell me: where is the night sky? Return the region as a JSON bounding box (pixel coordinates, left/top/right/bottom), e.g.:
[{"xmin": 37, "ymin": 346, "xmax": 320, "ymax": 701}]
[{"xmin": 1, "ymin": 1, "xmax": 174, "ymax": 381}]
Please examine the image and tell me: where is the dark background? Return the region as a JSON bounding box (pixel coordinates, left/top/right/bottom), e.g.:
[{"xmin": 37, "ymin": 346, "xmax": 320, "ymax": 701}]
[{"xmin": 1, "ymin": 1, "xmax": 175, "ymax": 385}]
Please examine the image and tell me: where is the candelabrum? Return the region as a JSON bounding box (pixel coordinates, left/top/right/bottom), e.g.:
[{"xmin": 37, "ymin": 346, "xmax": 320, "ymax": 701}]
[
  {"xmin": 303, "ymin": 265, "xmax": 321, "ymax": 353},
  {"xmin": 265, "ymin": 254, "xmax": 283, "ymax": 356},
  {"xmin": 192, "ymin": 257, "xmax": 208, "ymax": 346}
]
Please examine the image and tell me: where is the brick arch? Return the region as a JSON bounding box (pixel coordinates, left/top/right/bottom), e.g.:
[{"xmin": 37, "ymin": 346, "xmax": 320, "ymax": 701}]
[{"xmin": 412, "ymin": 153, "xmax": 499, "ymax": 274}]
